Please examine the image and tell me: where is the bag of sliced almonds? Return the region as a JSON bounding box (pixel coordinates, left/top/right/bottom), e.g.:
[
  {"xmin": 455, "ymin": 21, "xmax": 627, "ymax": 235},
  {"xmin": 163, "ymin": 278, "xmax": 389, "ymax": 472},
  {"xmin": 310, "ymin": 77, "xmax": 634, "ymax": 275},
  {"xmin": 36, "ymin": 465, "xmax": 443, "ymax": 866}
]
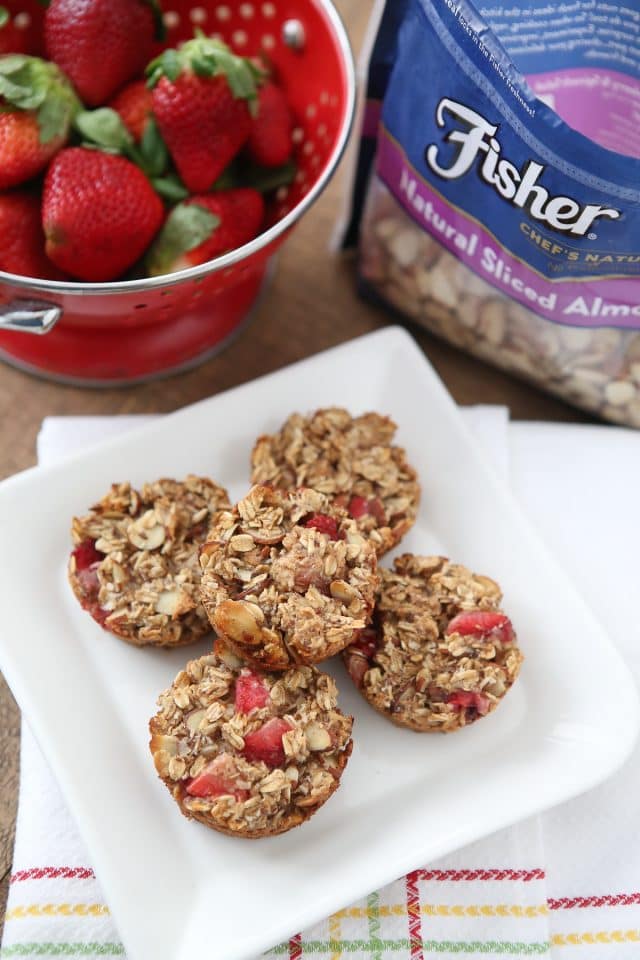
[{"xmin": 344, "ymin": 0, "xmax": 640, "ymax": 426}]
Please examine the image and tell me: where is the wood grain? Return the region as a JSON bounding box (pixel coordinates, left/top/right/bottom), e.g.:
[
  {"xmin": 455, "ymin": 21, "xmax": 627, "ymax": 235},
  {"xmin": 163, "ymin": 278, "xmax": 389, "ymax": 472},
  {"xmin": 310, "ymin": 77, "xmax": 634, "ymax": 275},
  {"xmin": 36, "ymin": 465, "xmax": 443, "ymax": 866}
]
[
  {"xmin": 0, "ymin": 0, "xmax": 591, "ymax": 941},
  {"xmin": 0, "ymin": 673, "xmax": 19, "ymax": 942}
]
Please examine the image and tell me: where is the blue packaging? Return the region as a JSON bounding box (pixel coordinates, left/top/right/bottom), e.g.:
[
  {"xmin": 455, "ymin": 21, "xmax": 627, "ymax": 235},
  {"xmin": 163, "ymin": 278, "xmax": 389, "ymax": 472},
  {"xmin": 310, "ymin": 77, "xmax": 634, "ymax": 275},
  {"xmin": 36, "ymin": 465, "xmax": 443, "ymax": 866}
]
[{"xmin": 346, "ymin": 0, "xmax": 640, "ymax": 425}]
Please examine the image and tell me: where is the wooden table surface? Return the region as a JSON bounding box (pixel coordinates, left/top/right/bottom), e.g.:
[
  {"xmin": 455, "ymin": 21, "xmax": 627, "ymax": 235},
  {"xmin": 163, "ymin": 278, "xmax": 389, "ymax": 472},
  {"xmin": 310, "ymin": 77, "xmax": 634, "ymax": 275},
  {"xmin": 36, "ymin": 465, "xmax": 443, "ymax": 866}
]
[{"xmin": 0, "ymin": 0, "xmax": 593, "ymax": 939}]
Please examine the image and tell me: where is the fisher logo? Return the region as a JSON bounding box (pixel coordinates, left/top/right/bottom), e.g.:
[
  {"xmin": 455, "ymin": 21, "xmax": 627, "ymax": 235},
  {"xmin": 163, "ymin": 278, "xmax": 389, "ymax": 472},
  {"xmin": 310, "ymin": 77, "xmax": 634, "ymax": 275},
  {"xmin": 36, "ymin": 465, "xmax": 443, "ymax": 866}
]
[{"xmin": 425, "ymin": 98, "xmax": 621, "ymax": 237}]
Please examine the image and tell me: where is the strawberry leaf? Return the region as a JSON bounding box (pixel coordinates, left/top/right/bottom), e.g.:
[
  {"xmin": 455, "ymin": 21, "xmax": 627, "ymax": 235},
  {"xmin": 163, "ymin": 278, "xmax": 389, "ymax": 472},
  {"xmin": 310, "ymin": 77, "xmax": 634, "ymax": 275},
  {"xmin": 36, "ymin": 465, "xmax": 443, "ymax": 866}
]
[
  {"xmin": 79, "ymin": 142, "xmax": 121, "ymax": 154},
  {"xmin": 212, "ymin": 164, "xmax": 240, "ymax": 191},
  {"xmin": 0, "ymin": 8, "xmax": 9, "ymax": 27},
  {"xmin": 0, "ymin": 54, "xmax": 25, "ymax": 69},
  {"xmin": 74, "ymin": 108, "xmax": 134, "ymax": 152},
  {"xmin": 241, "ymin": 159, "xmax": 296, "ymax": 193},
  {"xmin": 37, "ymin": 94, "xmax": 70, "ymax": 143},
  {"xmin": 142, "ymin": 0, "xmax": 166, "ymax": 42},
  {"xmin": 212, "ymin": 158, "xmax": 295, "ymax": 194},
  {"xmin": 191, "ymin": 53, "xmax": 216, "ymax": 76},
  {"xmin": 139, "ymin": 116, "xmax": 169, "ymax": 177},
  {"xmin": 0, "ymin": 60, "xmax": 48, "ymax": 110},
  {"xmin": 0, "ymin": 56, "xmax": 80, "ymax": 140},
  {"xmin": 147, "ymin": 202, "xmax": 220, "ymax": 275},
  {"xmin": 146, "ymin": 36, "xmax": 263, "ymax": 106},
  {"xmin": 151, "ymin": 173, "xmax": 189, "ymax": 201},
  {"xmin": 76, "ymin": 108, "xmax": 171, "ymax": 181},
  {"xmin": 146, "ymin": 48, "xmax": 180, "ymax": 87}
]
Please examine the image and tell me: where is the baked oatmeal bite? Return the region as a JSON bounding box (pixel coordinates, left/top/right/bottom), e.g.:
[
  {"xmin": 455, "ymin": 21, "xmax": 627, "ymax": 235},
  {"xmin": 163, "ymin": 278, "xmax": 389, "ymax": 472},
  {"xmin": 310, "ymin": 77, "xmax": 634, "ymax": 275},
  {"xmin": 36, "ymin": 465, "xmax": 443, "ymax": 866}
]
[
  {"xmin": 69, "ymin": 476, "xmax": 230, "ymax": 647},
  {"xmin": 199, "ymin": 484, "xmax": 379, "ymax": 671},
  {"xmin": 149, "ymin": 642, "xmax": 353, "ymax": 838},
  {"xmin": 343, "ymin": 554, "xmax": 523, "ymax": 732},
  {"xmin": 250, "ymin": 407, "xmax": 420, "ymax": 556}
]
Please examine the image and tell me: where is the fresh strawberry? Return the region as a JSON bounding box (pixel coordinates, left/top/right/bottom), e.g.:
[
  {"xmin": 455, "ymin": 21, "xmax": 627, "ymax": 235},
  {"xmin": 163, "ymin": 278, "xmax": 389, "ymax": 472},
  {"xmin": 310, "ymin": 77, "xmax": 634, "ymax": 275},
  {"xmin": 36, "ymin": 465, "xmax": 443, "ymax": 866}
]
[
  {"xmin": 446, "ymin": 610, "xmax": 514, "ymax": 645},
  {"xmin": 73, "ymin": 102, "xmax": 169, "ymax": 186},
  {"xmin": 71, "ymin": 538, "xmax": 104, "ymax": 599},
  {"xmin": 81, "ymin": 593, "xmax": 109, "ymax": 627},
  {"xmin": 72, "ymin": 538, "xmax": 104, "ymax": 570},
  {"xmin": 0, "ymin": 112, "xmax": 53, "ymax": 188},
  {"xmin": 344, "ymin": 651, "xmax": 368, "ymax": 688},
  {"xmin": 367, "ymin": 496, "xmax": 387, "ymax": 525},
  {"xmin": 147, "ymin": 34, "xmax": 262, "ymax": 192},
  {"xmin": 348, "ymin": 495, "xmax": 386, "ymax": 525},
  {"xmin": 43, "ymin": 147, "xmax": 164, "ymax": 282},
  {"xmin": 344, "ymin": 627, "xmax": 378, "ymax": 688},
  {"xmin": 108, "ymin": 80, "xmax": 153, "ymax": 143},
  {"xmin": 147, "ymin": 188, "xmax": 264, "ymax": 276},
  {"xmin": 347, "ymin": 496, "xmax": 368, "ymax": 519},
  {"xmin": 304, "ymin": 513, "xmax": 339, "ymax": 540},
  {"xmin": 247, "ymin": 81, "xmax": 292, "ymax": 167},
  {"xmin": 0, "ymin": 189, "xmax": 66, "ymax": 279},
  {"xmin": 45, "ymin": 0, "xmax": 162, "ymax": 107},
  {"xmin": 71, "ymin": 538, "xmax": 108, "ymax": 627},
  {"xmin": 185, "ymin": 753, "xmax": 247, "ymax": 800},
  {"xmin": 447, "ymin": 689, "xmax": 490, "ymax": 716},
  {"xmin": 76, "ymin": 564, "xmax": 100, "ymax": 599},
  {"xmin": 235, "ymin": 670, "xmax": 270, "ymax": 713},
  {"xmin": 352, "ymin": 626, "xmax": 379, "ymax": 660},
  {"xmin": 0, "ymin": 55, "xmax": 79, "ymax": 189},
  {"xmin": 242, "ymin": 717, "xmax": 292, "ymax": 768}
]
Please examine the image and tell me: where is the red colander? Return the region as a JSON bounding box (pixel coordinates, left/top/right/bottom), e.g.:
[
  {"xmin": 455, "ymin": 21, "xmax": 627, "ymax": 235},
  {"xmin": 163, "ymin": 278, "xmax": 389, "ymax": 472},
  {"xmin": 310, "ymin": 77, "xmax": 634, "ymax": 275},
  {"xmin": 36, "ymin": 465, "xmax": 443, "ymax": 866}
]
[{"xmin": 0, "ymin": 0, "xmax": 355, "ymax": 383}]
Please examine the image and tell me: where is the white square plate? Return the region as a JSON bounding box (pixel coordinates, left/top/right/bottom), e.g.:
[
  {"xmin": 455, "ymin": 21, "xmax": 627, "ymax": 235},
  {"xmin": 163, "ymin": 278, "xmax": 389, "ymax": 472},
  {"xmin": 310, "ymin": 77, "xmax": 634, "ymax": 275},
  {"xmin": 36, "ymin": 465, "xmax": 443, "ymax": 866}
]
[{"xmin": 0, "ymin": 327, "xmax": 637, "ymax": 960}]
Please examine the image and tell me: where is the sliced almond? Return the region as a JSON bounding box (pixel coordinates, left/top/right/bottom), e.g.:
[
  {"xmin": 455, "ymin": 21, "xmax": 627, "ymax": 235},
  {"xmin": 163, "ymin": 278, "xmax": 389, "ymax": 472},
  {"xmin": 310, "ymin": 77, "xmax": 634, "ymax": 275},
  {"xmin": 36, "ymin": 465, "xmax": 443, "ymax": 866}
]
[
  {"xmin": 128, "ymin": 510, "xmax": 165, "ymax": 550},
  {"xmin": 149, "ymin": 732, "xmax": 178, "ymax": 757},
  {"xmin": 155, "ymin": 589, "xmax": 181, "ymax": 617},
  {"xmin": 345, "ymin": 529, "xmax": 365, "ymax": 547},
  {"xmin": 168, "ymin": 756, "xmax": 186, "ymax": 780},
  {"xmin": 374, "ymin": 216, "xmax": 399, "ymax": 240},
  {"xmin": 244, "ymin": 601, "xmax": 265, "ymax": 624},
  {"xmin": 330, "ymin": 580, "xmax": 356, "ymax": 603},
  {"xmin": 152, "ymin": 749, "xmax": 172, "ymax": 777},
  {"xmin": 296, "ymin": 793, "xmax": 323, "ymax": 808},
  {"xmin": 485, "ymin": 675, "xmax": 506, "ymax": 696},
  {"xmin": 387, "ymin": 228, "xmax": 421, "ymax": 268},
  {"xmin": 604, "ymin": 380, "xmax": 636, "ymax": 406},
  {"xmin": 215, "ymin": 600, "xmax": 264, "ymax": 647},
  {"xmin": 173, "ymin": 687, "xmax": 191, "ymax": 710},
  {"xmin": 215, "ymin": 641, "xmax": 244, "ymax": 669},
  {"xmin": 305, "ymin": 722, "xmax": 331, "ymax": 751},
  {"xmin": 186, "ymin": 708, "xmax": 207, "ymax": 735}
]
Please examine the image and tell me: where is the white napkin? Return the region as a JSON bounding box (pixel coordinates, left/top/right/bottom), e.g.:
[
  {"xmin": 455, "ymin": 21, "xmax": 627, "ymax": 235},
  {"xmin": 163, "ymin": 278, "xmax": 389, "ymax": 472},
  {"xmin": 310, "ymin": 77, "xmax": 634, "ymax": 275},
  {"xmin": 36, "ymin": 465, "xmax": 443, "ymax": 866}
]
[
  {"xmin": 510, "ymin": 424, "xmax": 640, "ymax": 955},
  {"xmin": 2, "ymin": 408, "xmax": 639, "ymax": 960}
]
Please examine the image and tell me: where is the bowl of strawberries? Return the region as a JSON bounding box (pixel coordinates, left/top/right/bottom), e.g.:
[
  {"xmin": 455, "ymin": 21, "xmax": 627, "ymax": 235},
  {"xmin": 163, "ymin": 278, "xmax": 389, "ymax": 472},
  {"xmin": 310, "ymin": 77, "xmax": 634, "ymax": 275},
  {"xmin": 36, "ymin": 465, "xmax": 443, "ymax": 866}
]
[{"xmin": 0, "ymin": 0, "xmax": 355, "ymax": 382}]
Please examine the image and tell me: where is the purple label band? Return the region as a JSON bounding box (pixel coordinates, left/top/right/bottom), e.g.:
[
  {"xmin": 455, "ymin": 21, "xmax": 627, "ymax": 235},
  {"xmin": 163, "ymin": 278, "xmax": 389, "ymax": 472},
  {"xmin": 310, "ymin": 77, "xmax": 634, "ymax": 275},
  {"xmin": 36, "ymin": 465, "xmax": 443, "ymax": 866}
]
[
  {"xmin": 363, "ymin": 99, "xmax": 382, "ymax": 139},
  {"xmin": 526, "ymin": 67, "xmax": 640, "ymax": 161},
  {"xmin": 376, "ymin": 128, "xmax": 640, "ymax": 329}
]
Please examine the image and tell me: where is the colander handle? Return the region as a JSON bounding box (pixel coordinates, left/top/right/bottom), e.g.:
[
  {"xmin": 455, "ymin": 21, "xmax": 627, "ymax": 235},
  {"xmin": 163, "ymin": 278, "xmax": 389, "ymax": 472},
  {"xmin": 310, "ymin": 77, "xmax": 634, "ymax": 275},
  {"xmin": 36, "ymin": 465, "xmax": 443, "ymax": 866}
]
[{"xmin": 0, "ymin": 299, "xmax": 62, "ymax": 335}]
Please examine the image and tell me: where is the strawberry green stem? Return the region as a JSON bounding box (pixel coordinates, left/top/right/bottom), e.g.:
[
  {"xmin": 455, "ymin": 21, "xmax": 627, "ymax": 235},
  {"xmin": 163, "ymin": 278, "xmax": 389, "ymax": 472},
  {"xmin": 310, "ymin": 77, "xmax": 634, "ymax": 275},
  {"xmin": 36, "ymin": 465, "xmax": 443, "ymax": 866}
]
[
  {"xmin": 147, "ymin": 202, "xmax": 220, "ymax": 276},
  {"xmin": 74, "ymin": 107, "xmax": 171, "ymax": 180},
  {"xmin": 143, "ymin": 0, "xmax": 166, "ymax": 42},
  {"xmin": 146, "ymin": 34, "xmax": 263, "ymax": 111},
  {"xmin": 0, "ymin": 55, "xmax": 81, "ymax": 143}
]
